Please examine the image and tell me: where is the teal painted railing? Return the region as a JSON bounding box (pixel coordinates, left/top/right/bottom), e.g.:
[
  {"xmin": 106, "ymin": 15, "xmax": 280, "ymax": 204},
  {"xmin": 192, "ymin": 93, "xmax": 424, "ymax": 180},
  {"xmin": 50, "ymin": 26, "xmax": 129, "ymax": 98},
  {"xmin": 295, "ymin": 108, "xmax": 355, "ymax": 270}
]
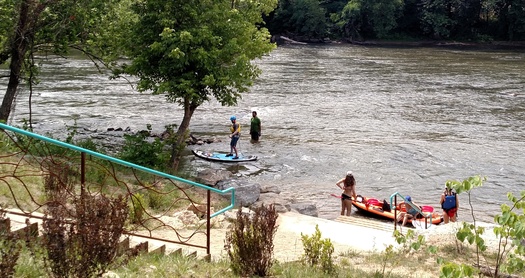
[
  {"xmin": 0, "ymin": 122, "xmax": 235, "ymax": 218},
  {"xmin": 389, "ymin": 192, "xmax": 434, "ymax": 228}
]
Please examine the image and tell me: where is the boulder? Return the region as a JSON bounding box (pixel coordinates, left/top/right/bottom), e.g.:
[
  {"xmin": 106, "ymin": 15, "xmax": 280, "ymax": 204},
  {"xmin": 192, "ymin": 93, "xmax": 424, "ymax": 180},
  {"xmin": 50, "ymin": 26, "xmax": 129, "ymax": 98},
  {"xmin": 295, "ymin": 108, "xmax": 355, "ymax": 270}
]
[
  {"xmin": 260, "ymin": 184, "xmax": 281, "ymax": 194},
  {"xmin": 251, "ymin": 192, "xmax": 290, "ymax": 213},
  {"xmin": 216, "ymin": 179, "xmax": 261, "ymax": 207},
  {"xmin": 197, "ymin": 169, "xmax": 233, "ymax": 186},
  {"xmin": 289, "ymin": 203, "xmax": 319, "ymax": 217}
]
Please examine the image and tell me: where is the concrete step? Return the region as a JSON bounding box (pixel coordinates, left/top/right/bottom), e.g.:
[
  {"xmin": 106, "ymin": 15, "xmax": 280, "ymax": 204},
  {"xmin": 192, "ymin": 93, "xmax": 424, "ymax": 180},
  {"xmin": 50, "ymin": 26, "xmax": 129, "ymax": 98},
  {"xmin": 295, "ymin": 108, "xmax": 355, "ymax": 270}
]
[{"xmin": 334, "ymin": 215, "xmax": 396, "ymax": 232}]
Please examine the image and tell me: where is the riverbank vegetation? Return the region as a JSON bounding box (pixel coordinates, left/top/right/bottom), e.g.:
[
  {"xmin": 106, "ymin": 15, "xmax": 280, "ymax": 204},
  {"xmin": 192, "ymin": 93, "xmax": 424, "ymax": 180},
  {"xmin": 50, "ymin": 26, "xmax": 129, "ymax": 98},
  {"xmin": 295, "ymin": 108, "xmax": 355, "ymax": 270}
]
[{"xmin": 266, "ymin": 0, "xmax": 525, "ymax": 43}]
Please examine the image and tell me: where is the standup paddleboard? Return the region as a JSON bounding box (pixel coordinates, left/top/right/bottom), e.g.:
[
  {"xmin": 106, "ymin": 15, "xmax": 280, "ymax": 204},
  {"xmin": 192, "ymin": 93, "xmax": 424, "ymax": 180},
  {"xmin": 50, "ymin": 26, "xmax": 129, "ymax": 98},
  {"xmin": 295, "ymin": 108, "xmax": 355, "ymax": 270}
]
[{"xmin": 192, "ymin": 150, "xmax": 257, "ymax": 163}]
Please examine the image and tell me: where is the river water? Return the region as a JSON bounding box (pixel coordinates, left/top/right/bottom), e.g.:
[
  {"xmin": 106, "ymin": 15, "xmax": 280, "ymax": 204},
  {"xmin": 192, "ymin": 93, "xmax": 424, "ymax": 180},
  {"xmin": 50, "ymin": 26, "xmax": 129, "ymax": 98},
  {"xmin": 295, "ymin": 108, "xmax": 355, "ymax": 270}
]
[{"xmin": 1, "ymin": 44, "xmax": 524, "ymax": 223}]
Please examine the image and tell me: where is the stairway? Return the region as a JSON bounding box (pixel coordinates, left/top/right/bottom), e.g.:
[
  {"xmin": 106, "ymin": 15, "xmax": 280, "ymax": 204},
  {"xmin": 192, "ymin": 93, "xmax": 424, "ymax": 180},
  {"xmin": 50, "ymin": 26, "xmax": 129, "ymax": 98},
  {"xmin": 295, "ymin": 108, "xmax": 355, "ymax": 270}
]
[
  {"xmin": 0, "ymin": 210, "xmax": 210, "ymax": 262},
  {"xmin": 334, "ymin": 215, "xmax": 396, "ymax": 233}
]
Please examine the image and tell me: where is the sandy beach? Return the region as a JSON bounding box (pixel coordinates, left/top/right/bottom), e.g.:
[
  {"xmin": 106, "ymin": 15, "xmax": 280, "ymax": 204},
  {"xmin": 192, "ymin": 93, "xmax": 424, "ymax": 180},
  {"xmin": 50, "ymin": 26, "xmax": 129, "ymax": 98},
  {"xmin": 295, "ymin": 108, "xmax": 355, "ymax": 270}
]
[{"xmin": 203, "ymin": 211, "xmax": 500, "ymax": 263}]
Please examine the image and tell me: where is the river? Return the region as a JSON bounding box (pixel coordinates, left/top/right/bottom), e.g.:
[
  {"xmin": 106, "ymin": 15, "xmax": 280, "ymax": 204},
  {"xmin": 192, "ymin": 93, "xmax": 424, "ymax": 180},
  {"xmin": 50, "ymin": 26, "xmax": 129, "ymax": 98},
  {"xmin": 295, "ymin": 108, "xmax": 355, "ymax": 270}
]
[{"xmin": 1, "ymin": 44, "xmax": 524, "ymax": 223}]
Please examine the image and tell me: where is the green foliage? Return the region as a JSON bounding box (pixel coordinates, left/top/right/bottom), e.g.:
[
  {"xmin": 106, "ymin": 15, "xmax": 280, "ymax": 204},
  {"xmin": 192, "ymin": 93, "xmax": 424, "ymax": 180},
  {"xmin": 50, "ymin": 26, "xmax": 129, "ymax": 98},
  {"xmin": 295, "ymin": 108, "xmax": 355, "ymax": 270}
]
[
  {"xmin": 1, "ymin": 0, "xmax": 130, "ymax": 123},
  {"xmin": 440, "ymin": 262, "xmax": 476, "ymax": 278},
  {"xmin": 334, "ymin": 0, "xmax": 403, "ymax": 40},
  {"xmin": 146, "ymin": 188, "xmax": 175, "ymax": 211},
  {"xmin": 439, "ymin": 175, "xmax": 525, "ymax": 277},
  {"xmin": 374, "ymin": 244, "xmax": 397, "ymax": 277},
  {"xmin": 300, "ymin": 224, "xmax": 336, "ymax": 275},
  {"xmin": 492, "ymin": 192, "xmax": 525, "ymax": 275},
  {"xmin": 393, "ymin": 229, "xmax": 425, "ymax": 252},
  {"xmin": 129, "ymin": 193, "xmax": 146, "ymax": 225},
  {"xmin": 118, "ymin": 0, "xmax": 277, "ymax": 167},
  {"xmin": 118, "ymin": 124, "xmax": 170, "ymax": 170},
  {"xmin": 225, "ymin": 205, "xmax": 278, "ymax": 277},
  {"xmin": 456, "ymin": 222, "xmax": 486, "ymax": 251},
  {"xmin": 285, "ymin": 0, "xmax": 328, "ymax": 39},
  {"xmin": 121, "ymin": 0, "xmax": 276, "ymax": 103}
]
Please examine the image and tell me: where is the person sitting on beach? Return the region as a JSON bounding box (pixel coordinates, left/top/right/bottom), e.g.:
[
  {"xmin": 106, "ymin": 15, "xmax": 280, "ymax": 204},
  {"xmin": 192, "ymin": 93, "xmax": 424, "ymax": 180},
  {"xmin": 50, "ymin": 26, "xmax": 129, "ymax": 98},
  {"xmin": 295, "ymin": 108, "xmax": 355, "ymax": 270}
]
[
  {"xmin": 440, "ymin": 187, "xmax": 459, "ymax": 223},
  {"xmin": 396, "ymin": 195, "xmax": 422, "ymax": 226},
  {"xmin": 336, "ymin": 171, "xmax": 357, "ymax": 216}
]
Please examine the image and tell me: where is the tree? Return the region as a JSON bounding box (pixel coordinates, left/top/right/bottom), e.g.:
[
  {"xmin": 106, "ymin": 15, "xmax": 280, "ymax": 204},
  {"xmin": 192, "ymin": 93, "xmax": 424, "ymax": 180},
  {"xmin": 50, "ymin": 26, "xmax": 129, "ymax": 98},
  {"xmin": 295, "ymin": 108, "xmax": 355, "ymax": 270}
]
[
  {"xmin": 118, "ymin": 0, "xmax": 277, "ymax": 169},
  {"xmin": 289, "ymin": 0, "xmax": 328, "ymax": 40},
  {"xmin": 0, "ymin": 0, "xmax": 129, "ymax": 124},
  {"xmin": 334, "ymin": 0, "xmax": 403, "ymax": 40},
  {"xmin": 420, "ymin": 0, "xmax": 455, "ymax": 39}
]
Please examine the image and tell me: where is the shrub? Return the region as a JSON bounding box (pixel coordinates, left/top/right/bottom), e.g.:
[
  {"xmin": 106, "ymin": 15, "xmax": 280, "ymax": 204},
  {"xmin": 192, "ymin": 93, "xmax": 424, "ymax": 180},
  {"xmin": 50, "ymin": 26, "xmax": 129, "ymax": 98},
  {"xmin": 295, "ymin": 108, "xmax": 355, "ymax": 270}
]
[
  {"xmin": 42, "ymin": 193, "xmax": 128, "ymax": 278},
  {"xmin": 118, "ymin": 124, "xmax": 169, "ymax": 169},
  {"xmin": 0, "ymin": 212, "xmax": 22, "ymax": 277},
  {"xmin": 129, "ymin": 193, "xmax": 146, "ymax": 224},
  {"xmin": 300, "ymin": 224, "xmax": 336, "ymax": 275},
  {"xmin": 225, "ymin": 205, "xmax": 278, "ymax": 277}
]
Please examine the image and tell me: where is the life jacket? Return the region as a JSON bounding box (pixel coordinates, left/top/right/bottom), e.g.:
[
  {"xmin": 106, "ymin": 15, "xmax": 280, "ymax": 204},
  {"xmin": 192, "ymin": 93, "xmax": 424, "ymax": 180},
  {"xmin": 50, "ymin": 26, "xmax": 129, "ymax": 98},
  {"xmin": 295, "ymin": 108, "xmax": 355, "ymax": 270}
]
[
  {"xmin": 230, "ymin": 123, "xmax": 241, "ymax": 137},
  {"xmin": 442, "ymin": 192, "xmax": 457, "ymax": 210}
]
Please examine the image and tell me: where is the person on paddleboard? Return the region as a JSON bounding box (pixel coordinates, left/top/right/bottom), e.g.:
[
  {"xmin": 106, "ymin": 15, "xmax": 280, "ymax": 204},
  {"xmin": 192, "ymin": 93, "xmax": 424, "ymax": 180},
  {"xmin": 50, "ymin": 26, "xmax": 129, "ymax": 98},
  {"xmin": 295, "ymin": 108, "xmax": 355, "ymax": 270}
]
[
  {"xmin": 227, "ymin": 116, "xmax": 241, "ymax": 159},
  {"xmin": 336, "ymin": 171, "xmax": 357, "ymax": 216}
]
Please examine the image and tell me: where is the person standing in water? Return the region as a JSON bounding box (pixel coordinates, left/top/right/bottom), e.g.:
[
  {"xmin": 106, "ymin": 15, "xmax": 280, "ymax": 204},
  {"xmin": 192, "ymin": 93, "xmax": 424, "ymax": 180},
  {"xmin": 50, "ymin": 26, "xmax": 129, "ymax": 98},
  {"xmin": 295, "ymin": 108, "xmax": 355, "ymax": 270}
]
[
  {"xmin": 227, "ymin": 116, "xmax": 241, "ymax": 159},
  {"xmin": 250, "ymin": 111, "xmax": 261, "ymax": 142},
  {"xmin": 336, "ymin": 171, "xmax": 357, "ymax": 216}
]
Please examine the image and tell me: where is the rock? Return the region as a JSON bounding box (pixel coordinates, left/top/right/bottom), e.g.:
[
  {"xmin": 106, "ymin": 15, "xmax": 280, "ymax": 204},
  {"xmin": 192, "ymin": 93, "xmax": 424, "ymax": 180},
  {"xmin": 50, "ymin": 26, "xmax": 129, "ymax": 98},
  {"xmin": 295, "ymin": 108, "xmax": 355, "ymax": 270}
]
[
  {"xmin": 172, "ymin": 210, "xmax": 200, "ymax": 226},
  {"xmin": 197, "ymin": 169, "xmax": 233, "ymax": 186},
  {"xmin": 251, "ymin": 192, "xmax": 290, "ymax": 213},
  {"xmin": 216, "ymin": 179, "xmax": 261, "ymax": 207},
  {"xmin": 289, "ymin": 203, "xmax": 318, "ymax": 217},
  {"xmin": 186, "ymin": 204, "xmax": 214, "ymax": 219},
  {"xmin": 223, "ymin": 207, "xmax": 254, "ymax": 221},
  {"xmin": 260, "ymin": 184, "xmax": 281, "ymax": 194}
]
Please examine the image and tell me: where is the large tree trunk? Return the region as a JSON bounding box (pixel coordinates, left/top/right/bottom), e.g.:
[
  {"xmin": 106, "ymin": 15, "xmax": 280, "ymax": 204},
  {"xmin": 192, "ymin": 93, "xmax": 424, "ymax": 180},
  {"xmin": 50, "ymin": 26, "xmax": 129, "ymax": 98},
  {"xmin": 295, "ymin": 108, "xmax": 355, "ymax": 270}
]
[
  {"xmin": 170, "ymin": 98, "xmax": 197, "ymax": 170},
  {"xmin": 0, "ymin": 0, "xmax": 32, "ymax": 122}
]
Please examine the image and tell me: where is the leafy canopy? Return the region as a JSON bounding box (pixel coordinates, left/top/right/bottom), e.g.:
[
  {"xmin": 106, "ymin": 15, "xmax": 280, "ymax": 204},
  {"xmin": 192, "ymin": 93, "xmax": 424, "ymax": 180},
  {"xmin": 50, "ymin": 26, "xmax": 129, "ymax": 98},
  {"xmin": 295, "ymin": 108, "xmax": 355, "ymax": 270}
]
[{"xmin": 120, "ymin": 0, "xmax": 277, "ymax": 108}]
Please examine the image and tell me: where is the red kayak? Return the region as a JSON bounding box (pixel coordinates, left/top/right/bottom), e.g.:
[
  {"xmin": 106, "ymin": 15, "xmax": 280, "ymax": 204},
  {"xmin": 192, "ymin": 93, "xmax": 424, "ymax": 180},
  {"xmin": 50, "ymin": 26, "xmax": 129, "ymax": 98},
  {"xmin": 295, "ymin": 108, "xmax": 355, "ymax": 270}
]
[{"xmin": 351, "ymin": 195, "xmax": 443, "ymax": 226}]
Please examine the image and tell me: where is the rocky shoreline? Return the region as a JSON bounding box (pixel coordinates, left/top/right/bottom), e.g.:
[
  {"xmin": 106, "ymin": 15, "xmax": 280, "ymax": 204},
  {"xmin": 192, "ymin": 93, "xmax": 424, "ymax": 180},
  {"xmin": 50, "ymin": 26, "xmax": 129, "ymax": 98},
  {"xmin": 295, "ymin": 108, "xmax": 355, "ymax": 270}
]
[
  {"xmin": 197, "ymin": 168, "xmax": 319, "ymax": 217},
  {"xmin": 276, "ymin": 35, "xmax": 525, "ymax": 50}
]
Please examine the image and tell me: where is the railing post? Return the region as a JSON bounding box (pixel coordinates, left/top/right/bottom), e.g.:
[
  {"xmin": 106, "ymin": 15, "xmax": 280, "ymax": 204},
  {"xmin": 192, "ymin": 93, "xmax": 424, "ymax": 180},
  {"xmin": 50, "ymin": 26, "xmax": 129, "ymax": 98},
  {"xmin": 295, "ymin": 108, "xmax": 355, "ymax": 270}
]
[
  {"xmin": 206, "ymin": 189, "xmax": 211, "ymax": 256},
  {"xmin": 394, "ymin": 195, "xmax": 398, "ymax": 230},
  {"xmin": 81, "ymin": 152, "xmax": 86, "ymax": 195}
]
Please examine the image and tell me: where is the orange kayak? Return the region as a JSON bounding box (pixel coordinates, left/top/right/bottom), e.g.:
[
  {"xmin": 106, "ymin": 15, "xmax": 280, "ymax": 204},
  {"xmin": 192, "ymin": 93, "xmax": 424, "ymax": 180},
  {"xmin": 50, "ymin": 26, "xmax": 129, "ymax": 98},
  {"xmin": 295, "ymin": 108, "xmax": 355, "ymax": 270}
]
[{"xmin": 351, "ymin": 195, "xmax": 443, "ymax": 226}]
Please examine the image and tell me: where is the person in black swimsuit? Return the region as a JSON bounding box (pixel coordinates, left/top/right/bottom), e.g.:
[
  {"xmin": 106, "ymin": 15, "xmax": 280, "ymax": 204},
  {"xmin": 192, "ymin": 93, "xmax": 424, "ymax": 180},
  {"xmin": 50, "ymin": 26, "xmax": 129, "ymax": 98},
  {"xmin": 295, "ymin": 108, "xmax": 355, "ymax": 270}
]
[{"xmin": 336, "ymin": 171, "xmax": 357, "ymax": 216}]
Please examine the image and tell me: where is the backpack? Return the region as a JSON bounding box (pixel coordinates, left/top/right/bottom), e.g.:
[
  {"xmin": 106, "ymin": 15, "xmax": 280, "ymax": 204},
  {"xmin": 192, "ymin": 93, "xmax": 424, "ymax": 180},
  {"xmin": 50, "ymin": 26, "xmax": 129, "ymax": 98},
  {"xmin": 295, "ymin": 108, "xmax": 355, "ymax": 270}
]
[
  {"xmin": 442, "ymin": 193, "xmax": 456, "ymax": 210},
  {"xmin": 382, "ymin": 200, "xmax": 391, "ymax": 212}
]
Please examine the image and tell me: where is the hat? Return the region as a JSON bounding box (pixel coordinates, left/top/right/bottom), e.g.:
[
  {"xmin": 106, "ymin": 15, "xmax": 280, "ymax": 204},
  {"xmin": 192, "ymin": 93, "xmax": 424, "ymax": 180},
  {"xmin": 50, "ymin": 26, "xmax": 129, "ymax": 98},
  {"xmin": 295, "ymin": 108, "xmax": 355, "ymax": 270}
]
[
  {"xmin": 346, "ymin": 171, "xmax": 353, "ymax": 176},
  {"xmin": 405, "ymin": 195, "xmax": 412, "ymax": 202}
]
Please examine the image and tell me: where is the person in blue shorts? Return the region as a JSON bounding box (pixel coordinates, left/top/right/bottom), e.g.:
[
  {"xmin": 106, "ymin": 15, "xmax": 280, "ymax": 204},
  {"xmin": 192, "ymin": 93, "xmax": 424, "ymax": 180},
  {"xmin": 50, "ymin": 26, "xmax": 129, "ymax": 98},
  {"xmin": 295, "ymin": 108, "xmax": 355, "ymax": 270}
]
[
  {"xmin": 397, "ymin": 195, "xmax": 422, "ymax": 226},
  {"xmin": 227, "ymin": 116, "xmax": 241, "ymax": 159}
]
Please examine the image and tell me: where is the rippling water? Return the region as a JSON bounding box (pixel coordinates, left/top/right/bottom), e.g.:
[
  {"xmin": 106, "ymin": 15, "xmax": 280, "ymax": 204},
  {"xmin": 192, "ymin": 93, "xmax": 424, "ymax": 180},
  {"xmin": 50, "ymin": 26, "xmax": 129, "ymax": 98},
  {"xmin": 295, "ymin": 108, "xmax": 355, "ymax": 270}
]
[{"xmin": 2, "ymin": 45, "xmax": 524, "ymax": 223}]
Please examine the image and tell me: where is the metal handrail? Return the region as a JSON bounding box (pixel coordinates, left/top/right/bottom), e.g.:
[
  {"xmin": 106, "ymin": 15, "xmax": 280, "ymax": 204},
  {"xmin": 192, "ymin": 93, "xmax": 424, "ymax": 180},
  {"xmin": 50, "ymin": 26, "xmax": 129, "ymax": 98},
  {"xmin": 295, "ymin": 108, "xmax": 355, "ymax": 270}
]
[
  {"xmin": 0, "ymin": 122, "xmax": 235, "ymax": 218},
  {"xmin": 389, "ymin": 192, "xmax": 433, "ymax": 228}
]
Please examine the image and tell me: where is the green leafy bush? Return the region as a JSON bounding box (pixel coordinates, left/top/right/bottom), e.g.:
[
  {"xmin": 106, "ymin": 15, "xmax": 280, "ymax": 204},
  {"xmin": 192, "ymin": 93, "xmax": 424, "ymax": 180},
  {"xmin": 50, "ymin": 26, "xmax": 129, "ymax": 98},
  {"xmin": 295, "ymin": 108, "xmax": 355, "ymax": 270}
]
[
  {"xmin": 129, "ymin": 193, "xmax": 146, "ymax": 224},
  {"xmin": 225, "ymin": 205, "xmax": 278, "ymax": 277},
  {"xmin": 118, "ymin": 124, "xmax": 169, "ymax": 169},
  {"xmin": 300, "ymin": 224, "xmax": 336, "ymax": 275}
]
